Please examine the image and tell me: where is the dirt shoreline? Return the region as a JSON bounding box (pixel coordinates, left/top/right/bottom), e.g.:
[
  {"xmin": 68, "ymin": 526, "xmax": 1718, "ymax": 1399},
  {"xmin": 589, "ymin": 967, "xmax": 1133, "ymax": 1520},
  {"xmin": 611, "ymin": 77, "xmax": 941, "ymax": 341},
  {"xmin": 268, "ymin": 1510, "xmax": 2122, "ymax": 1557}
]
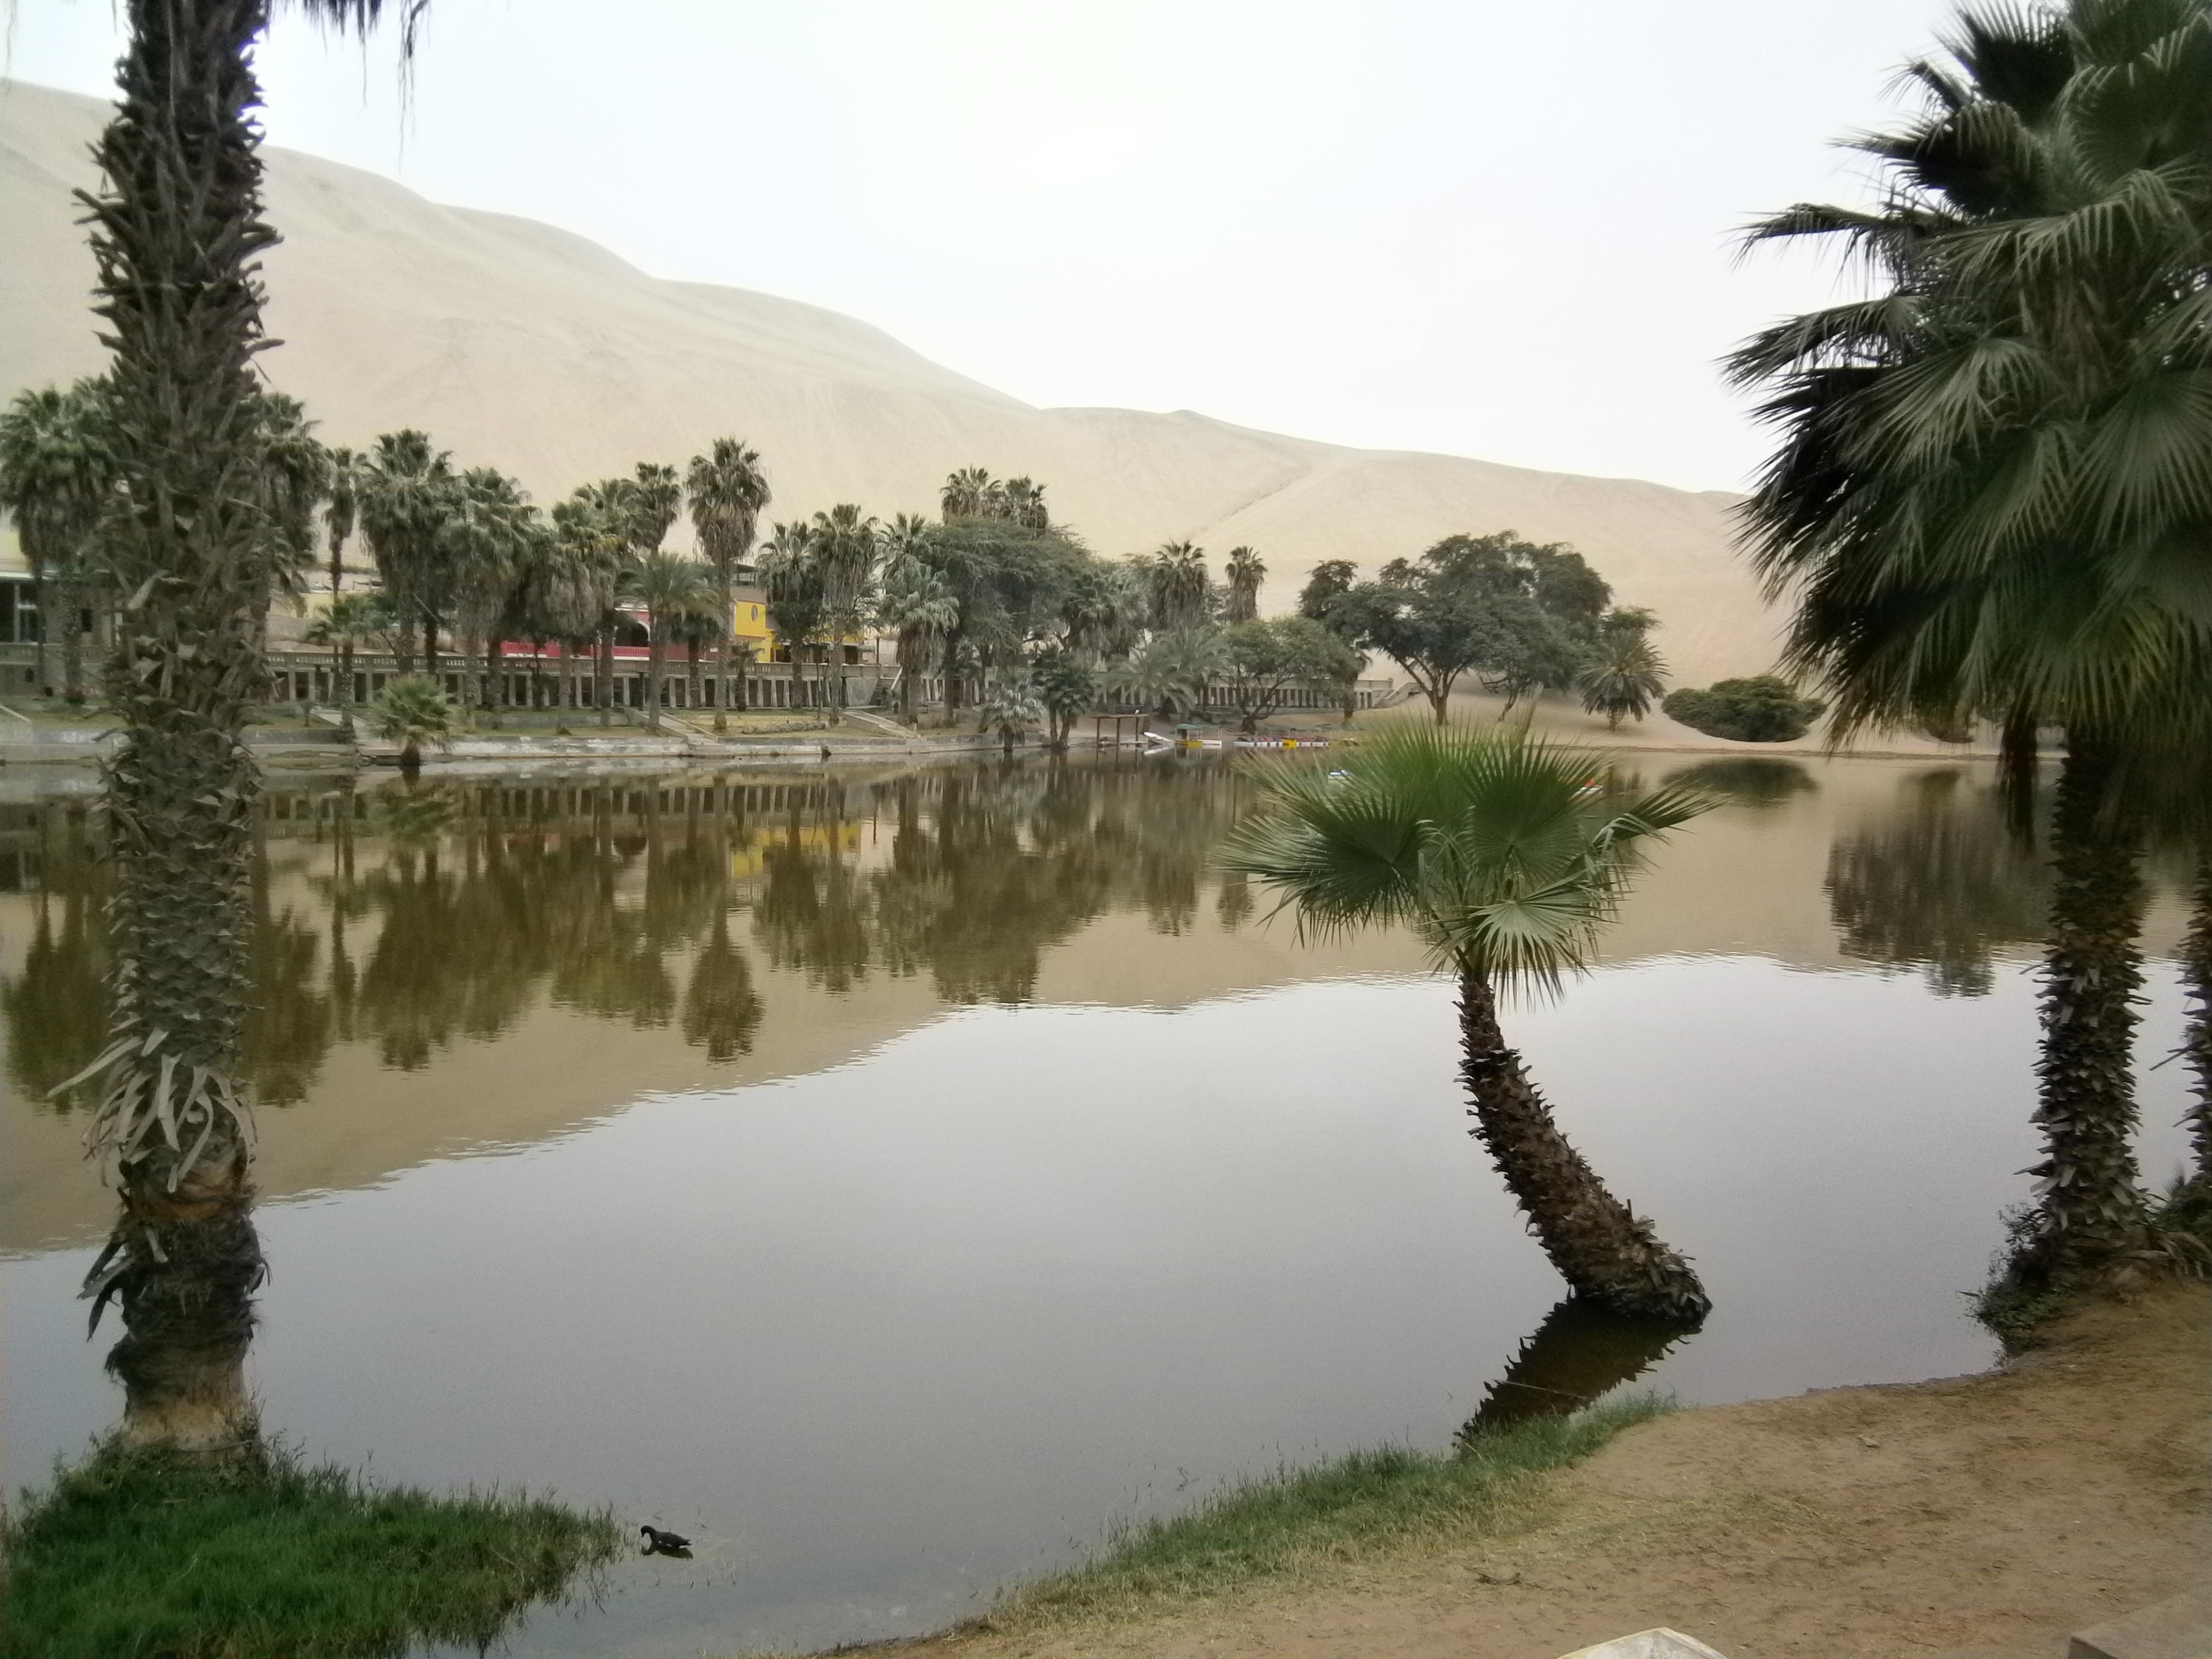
[{"xmin": 876, "ymin": 1285, "xmax": 2208, "ymax": 1659}]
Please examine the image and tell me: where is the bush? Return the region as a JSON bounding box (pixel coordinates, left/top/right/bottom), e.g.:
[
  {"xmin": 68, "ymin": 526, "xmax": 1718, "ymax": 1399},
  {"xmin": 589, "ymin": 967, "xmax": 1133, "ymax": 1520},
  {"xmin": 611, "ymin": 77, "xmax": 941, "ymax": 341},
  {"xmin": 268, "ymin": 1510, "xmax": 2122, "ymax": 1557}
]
[{"xmin": 1662, "ymin": 676, "xmax": 1825, "ymax": 743}]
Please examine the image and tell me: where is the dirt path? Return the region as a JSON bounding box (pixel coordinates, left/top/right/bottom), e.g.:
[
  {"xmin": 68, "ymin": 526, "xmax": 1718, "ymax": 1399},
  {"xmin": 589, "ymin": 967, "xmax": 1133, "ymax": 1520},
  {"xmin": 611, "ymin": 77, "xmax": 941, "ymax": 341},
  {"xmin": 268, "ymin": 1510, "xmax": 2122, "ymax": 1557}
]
[{"xmin": 892, "ymin": 1286, "xmax": 2208, "ymax": 1659}]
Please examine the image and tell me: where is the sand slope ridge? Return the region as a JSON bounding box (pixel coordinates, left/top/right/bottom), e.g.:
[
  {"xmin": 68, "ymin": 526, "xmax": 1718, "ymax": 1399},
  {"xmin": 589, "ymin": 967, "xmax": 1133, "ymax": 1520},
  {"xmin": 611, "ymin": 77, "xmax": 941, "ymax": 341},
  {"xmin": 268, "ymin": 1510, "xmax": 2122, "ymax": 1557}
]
[{"xmin": 2, "ymin": 77, "xmax": 1775, "ymax": 682}]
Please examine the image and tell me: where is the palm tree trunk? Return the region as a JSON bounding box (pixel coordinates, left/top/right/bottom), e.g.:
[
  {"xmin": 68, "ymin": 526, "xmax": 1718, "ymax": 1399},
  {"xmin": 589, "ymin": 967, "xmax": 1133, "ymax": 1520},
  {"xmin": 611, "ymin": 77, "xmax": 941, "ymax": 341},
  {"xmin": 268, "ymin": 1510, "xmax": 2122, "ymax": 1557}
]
[
  {"xmin": 338, "ymin": 640, "xmax": 355, "ymax": 738},
  {"xmin": 2021, "ymin": 737, "xmax": 2150, "ymax": 1279},
  {"xmin": 395, "ymin": 610, "xmax": 417, "ymax": 675},
  {"xmin": 713, "ymin": 573, "xmax": 732, "ymax": 733},
  {"xmin": 1457, "ymin": 968, "xmax": 1709, "ymax": 1320},
  {"xmin": 2178, "ymin": 851, "xmax": 2210, "ymax": 1187},
  {"xmin": 595, "ymin": 622, "xmax": 613, "ymax": 727},
  {"xmin": 647, "ymin": 633, "xmax": 664, "ymax": 729},
  {"xmin": 74, "ymin": 0, "xmax": 276, "ymax": 1455},
  {"xmin": 422, "ymin": 605, "xmax": 442, "ymax": 684},
  {"xmin": 58, "ymin": 574, "xmax": 86, "ymax": 703}
]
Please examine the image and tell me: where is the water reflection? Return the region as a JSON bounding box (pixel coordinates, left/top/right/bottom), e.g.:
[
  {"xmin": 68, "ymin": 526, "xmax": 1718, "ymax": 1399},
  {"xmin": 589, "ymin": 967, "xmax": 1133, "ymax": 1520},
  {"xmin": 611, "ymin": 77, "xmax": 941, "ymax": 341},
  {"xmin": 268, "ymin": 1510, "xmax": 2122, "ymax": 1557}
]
[
  {"xmin": 1826, "ymin": 769, "xmax": 2050, "ymax": 996},
  {"xmin": 1664, "ymin": 757, "xmax": 1817, "ymax": 809},
  {"xmin": 3, "ymin": 760, "xmax": 1256, "ymax": 1109},
  {"xmin": 1457, "ymin": 1298, "xmax": 1698, "ymax": 1439}
]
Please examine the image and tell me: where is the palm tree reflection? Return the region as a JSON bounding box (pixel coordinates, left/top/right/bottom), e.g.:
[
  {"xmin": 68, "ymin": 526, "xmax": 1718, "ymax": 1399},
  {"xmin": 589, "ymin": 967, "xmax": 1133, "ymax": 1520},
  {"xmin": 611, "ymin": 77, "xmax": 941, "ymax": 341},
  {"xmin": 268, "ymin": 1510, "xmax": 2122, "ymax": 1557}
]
[{"xmin": 1457, "ymin": 1297, "xmax": 1699, "ymax": 1441}]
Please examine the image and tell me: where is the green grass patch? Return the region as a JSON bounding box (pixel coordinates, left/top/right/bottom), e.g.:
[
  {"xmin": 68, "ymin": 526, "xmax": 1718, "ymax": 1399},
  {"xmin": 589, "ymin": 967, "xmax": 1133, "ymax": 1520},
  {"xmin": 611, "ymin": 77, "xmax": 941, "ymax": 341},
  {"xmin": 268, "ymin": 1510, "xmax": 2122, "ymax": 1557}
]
[
  {"xmin": 984, "ymin": 1396, "xmax": 1672, "ymax": 1629},
  {"xmin": 0, "ymin": 1442, "xmax": 623, "ymax": 1659}
]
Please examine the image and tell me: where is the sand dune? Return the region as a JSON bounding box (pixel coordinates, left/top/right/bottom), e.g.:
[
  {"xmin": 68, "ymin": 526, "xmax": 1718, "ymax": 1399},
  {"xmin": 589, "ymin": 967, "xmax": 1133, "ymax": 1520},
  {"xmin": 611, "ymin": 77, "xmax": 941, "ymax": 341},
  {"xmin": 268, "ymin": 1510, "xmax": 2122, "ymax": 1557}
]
[{"xmin": 1, "ymin": 78, "xmax": 1779, "ymax": 681}]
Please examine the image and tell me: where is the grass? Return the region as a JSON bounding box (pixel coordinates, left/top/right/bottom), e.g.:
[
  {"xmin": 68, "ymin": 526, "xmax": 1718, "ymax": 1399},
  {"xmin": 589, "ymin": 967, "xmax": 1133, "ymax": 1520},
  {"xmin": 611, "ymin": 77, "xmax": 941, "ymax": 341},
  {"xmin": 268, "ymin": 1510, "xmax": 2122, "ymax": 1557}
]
[
  {"xmin": 1970, "ymin": 1182, "xmax": 2212, "ymax": 1349},
  {"xmin": 973, "ymin": 1396, "xmax": 1672, "ymax": 1632},
  {"xmin": 0, "ymin": 1442, "xmax": 623, "ymax": 1659}
]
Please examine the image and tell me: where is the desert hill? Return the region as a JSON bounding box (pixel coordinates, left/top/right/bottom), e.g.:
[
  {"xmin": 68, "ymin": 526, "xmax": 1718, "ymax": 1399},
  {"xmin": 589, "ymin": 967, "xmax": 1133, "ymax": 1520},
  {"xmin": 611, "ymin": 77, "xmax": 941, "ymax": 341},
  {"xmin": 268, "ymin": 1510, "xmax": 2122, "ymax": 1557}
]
[{"xmin": 1, "ymin": 78, "xmax": 1779, "ymax": 681}]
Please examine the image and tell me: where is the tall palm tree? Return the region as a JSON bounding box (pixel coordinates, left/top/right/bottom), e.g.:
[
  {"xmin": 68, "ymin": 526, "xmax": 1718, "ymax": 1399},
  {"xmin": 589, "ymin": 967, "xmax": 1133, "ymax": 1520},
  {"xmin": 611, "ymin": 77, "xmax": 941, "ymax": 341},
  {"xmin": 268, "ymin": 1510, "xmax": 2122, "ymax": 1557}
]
[
  {"xmin": 1226, "ymin": 726, "xmax": 1712, "ymax": 1319},
  {"xmin": 630, "ymin": 552, "xmax": 712, "ymax": 729},
  {"xmin": 0, "ymin": 379, "xmax": 117, "ymax": 703},
  {"xmin": 1728, "ymin": 0, "xmax": 2212, "ymax": 1283},
  {"xmin": 878, "ymin": 518, "xmax": 959, "ymax": 719},
  {"xmin": 685, "ymin": 438, "xmax": 770, "ymax": 731},
  {"xmin": 572, "ymin": 477, "xmax": 638, "ymax": 723},
  {"xmin": 323, "ymin": 443, "xmax": 362, "ymax": 598},
  {"xmin": 63, "ymin": 0, "xmax": 422, "ymax": 1454},
  {"xmin": 544, "ymin": 499, "xmax": 621, "ymax": 722},
  {"xmin": 442, "ymin": 468, "xmax": 541, "ymax": 717},
  {"xmin": 1145, "ymin": 540, "xmax": 1212, "ymax": 632},
  {"xmin": 810, "ymin": 502, "xmax": 881, "ymax": 716},
  {"xmin": 1223, "ymin": 545, "xmax": 1266, "ymax": 623},
  {"xmin": 759, "ymin": 520, "xmax": 825, "ymax": 711},
  {"xmin": 359, "ymin": 428, "xmax": 458, "ymax": 675}
]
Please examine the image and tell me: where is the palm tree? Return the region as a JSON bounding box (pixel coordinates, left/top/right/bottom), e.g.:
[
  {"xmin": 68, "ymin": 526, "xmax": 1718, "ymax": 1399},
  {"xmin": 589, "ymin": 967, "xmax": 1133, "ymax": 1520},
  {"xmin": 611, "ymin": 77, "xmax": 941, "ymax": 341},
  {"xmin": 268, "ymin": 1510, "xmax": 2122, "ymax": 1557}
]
[
  {"xmin": 0, "ymin": 379, "xmax": 116, "ymax": 703},
  {"xmin": 441, "ymin": 467, "xmax": 540, "ymax": 718},
  {"xmin": 978, "ymin": 680, "xmax": 1044, "ymax": 754},
  {"xmin": 543, "ymin": 499, "xmax": 620, "ymax": 723},
  {"xmin": 759, "ymin": 520, "xmax": 825, "ymax": 712},
  {"xmin": 323, "ymin": 443, "xmax": 362, "ymax": 598},
  {"xmin": 630, "ymin": 552, "xmax": 712, "ymax": 730},
  {"xmin": 54, "ymin": 0, "xmax": 428, "ymax": 1453},
  {"xmin": 371, "ymin": 674, "xmax": 453, "ymax": 774},
  {"xmin": 571, "ymin": 479, "xmax": 638, "ymax": 723},
  {"xmin": 1225, "ymin": 725, "xmax": 1712, "ymax": 1319},
  {"xmin": 1223, "ymin": 545, "xmax": 1266, "ymax": 623},
  {"xmin": 303, "ymin": 592, "xmax": 393, "ymax": 736},
  {"xmin": 685, "ymin": 438, "xmax": 770, "ymax": 731},
  {"xmin": 1579, "ymin": 632, "xmax": 1668, "ymax": 730},
  {"xmin": 810, "ymin": 503, "xmax": 881, "ymax": 717},
  {"xmin": 1728, "ymin": 0, "xmax": 2212, "ymax": 1283},
  {"xmin": 878, "ymin": 518, "xmax": 959, "ymax": 719},
  {"xmin": 1146, "ymin": 540, "xmax": 1212, "ymax": 631},
  {"xmin": 359, "ymin": 429, "xmax": 459, "ymax": 675},
  {"xmin": 1109, "ymin": 629, "xmax": 1225, "ymax": 723},
  {"xmin": 941, "ymin": 465, "xmax": 994, "ymax": 521}
]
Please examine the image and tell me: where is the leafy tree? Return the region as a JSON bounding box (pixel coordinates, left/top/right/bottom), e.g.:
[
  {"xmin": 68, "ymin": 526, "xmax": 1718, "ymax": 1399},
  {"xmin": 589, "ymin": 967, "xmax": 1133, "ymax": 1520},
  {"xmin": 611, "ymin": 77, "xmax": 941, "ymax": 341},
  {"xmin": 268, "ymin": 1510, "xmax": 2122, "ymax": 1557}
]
[
  {"xmin": 1226, "ymin": 726, "xmax": 1712, "ymax": 1319},
  {"xmin": 1298, "ymin": 558, "xmax": 1358, "ymax": 623},
  {"xmin": 878, "ymin": 517, "xmax": 960, "ymax": 719},
  {"xmin": 1223, "ymin": 545, "xmax": 1266, "ymax": 623},
  {"xmin": 371, "ymin": 675, "xmax": 453, "ymax": 774},
  {"xmin": 1662, "ymin": 677, "xmax": 1825, "ymax": 743},
  {"xmin": 1326, "ymin": 534, "xmax": 1560, "ymax": 724},
  {"xmin": 1727, "ymin": 0, "xmax": 2212, "ymax": 1279},
  {"xmin": 1216, "ymin": 616, "xmax": 1362, "ymax": 732},
  {"xmin": 1030, "ymin": 647, "xmax": 1097, "ymax": 749}
]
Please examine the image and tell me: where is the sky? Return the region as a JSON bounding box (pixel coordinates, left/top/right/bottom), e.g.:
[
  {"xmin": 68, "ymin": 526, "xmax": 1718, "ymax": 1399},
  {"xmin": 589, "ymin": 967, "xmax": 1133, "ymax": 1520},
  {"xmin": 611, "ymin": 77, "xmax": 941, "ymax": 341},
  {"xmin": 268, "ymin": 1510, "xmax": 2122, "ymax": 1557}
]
[{"xmin": 6, "ymin": 0, "xmax": 1945, "ymax": 495}]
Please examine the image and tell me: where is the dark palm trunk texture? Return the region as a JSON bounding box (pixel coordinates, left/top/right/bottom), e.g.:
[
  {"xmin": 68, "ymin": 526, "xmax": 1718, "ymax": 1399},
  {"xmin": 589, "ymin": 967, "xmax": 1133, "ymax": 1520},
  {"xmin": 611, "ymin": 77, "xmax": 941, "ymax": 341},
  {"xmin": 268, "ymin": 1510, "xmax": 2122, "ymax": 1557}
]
[
  {"xmin": 2026, "ymin": 740, "xmax": 2150, "ymax": 1276},
  {"xmin": 1457, "ymin": 970, "xmax": 1710, "ymax": 1321},
  {"xmin": 72, "ymin": 0, "xmax": 275, "ymax": 1453}
]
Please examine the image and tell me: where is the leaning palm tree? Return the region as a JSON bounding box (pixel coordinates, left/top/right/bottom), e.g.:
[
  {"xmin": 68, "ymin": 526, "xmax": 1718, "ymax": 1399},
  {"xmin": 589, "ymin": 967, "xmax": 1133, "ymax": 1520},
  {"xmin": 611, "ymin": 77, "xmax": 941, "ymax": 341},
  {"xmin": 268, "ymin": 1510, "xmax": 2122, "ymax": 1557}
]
[
  {"xmin": 1223, "ymin": 545, "xmax": 1266, "ymax": 624},
  {"xmin": 685, "ymin": 438, "xmax": 770, "ymax": 731},
  {"xmin": 1728, "ymin": 0, "xmax": 2212, "ymax": 1283},
  {"xmin": 0, "ymin": 378, "xmax": 117, "ymax": 703},
  {"xmin": 62, "ymin": 0, "xmax": 422, "ymax": 1454},
  {"xmin": 1225, "ymin": 725, "xmax": 1712, "ymax": 1319}
]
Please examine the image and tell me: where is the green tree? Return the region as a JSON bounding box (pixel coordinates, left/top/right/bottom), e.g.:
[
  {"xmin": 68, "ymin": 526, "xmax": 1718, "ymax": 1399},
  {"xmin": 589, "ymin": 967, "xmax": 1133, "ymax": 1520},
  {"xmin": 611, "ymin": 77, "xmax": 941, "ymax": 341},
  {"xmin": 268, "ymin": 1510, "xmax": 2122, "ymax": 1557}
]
[
  {"xmin": 322, "ymin": 443, "xmax": 362, "ymax": 599},
  {"xmin": 1030, "ymin": 647, "xmax": 1097, "ymax": 749},
  {"xmin": 359, "ymin": 429, "xmax": 459, "ymax": 676},
  {"xmin": 1727, "ymin": 0, "xmax": 2212, "ymax": 1278},
  {"xmin": 0, "ymin": 379, "xmax": 117, "ymax": 703},
  {"xmin": 1216, "ymin": 615, "xmax": 1362, "ymax": 732},
  {"xmin": 1661, "ymin": 678, "xmax": 1825, "ymax": 743},
  {"xmin": 1109, "ymin": 629, "xmax": 1225, "ymax": 722},
  {"xmin": 1142, "ymin": 540, "xmax": 1212, "ymax": 631},
  {"xmin": 1223, "ymin": 545, "xmax": 1266, "ymax": 623},
  {"xmin": 685, "ymin": 438, "xmax": 770, "ymax": 730},
  {"xmin": 371, "ymin": 675, "xmax": 453, "ymax": 774},
  {"xmin": 303, "ymin": 592, "xmax": 395, "ymax": 736},
  {"xmin": 758, "ymin": 521, "xmax": 826, "ymax": 712},
  {"xmin": 1577, "ymin": 611, "xmax": 1668, "ymax": 730},
  {"xmin": 630, "ymin": 553, "xmax": 713, "ymax": 730},
  {"xmin": 809, "ymin": 502, "xmax": 881, "ymax": 717},
  {"xmin": 1225, "ymin": 725, "xmax": 1712, "ymax": 1318},
  {"xmin": 978, "ymin": 680, "xmax": 1045, "ymax": 753},
  {"xmin": 878, "ymin": 517, "xmax": 960, "ymax": 719}
]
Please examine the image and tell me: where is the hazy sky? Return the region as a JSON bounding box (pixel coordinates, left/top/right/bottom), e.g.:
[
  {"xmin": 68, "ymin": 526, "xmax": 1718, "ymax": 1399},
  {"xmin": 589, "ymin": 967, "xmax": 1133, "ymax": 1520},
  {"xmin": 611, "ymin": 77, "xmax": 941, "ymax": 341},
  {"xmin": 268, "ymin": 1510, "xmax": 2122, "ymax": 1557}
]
[{"xmin": 8, "ymin": 1, "xmax": 1943, "ymax": 494}]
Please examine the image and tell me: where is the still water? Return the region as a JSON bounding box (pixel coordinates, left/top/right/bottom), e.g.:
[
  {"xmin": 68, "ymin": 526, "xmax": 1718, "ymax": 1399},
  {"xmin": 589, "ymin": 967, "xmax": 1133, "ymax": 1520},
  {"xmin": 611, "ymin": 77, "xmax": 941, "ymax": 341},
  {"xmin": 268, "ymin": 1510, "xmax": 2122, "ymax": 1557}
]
[{"xmin": 0, "ymin": 753, "xmax": 2194, "ymax": 1655}]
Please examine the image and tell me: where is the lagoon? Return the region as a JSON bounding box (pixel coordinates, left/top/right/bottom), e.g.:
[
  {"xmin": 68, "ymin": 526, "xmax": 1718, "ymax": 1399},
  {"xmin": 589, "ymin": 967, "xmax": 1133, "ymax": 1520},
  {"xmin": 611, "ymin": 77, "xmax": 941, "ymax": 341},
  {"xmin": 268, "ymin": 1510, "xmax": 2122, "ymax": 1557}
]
[{"xmin": 0, "ymin": 753, "xmax": 2193, "ymax": 1656}]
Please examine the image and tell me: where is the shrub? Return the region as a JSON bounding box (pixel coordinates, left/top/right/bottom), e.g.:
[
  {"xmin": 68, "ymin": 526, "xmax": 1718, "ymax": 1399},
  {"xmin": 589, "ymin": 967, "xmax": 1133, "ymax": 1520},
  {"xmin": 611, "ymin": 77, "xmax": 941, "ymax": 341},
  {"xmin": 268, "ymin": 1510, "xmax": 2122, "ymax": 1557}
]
[{"xmin": 1662, "ymin": 676, "xmax": 1825, "ymax": 743}]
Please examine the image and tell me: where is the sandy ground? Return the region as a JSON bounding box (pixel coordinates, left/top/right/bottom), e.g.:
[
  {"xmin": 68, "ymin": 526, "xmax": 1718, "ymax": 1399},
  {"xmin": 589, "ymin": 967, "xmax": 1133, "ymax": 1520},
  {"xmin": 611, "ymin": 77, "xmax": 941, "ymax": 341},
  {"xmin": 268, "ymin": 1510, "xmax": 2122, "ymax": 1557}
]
[{"xmin": 890, "ymin": 1284, "xmax": 2209, "ymax": 1659}]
